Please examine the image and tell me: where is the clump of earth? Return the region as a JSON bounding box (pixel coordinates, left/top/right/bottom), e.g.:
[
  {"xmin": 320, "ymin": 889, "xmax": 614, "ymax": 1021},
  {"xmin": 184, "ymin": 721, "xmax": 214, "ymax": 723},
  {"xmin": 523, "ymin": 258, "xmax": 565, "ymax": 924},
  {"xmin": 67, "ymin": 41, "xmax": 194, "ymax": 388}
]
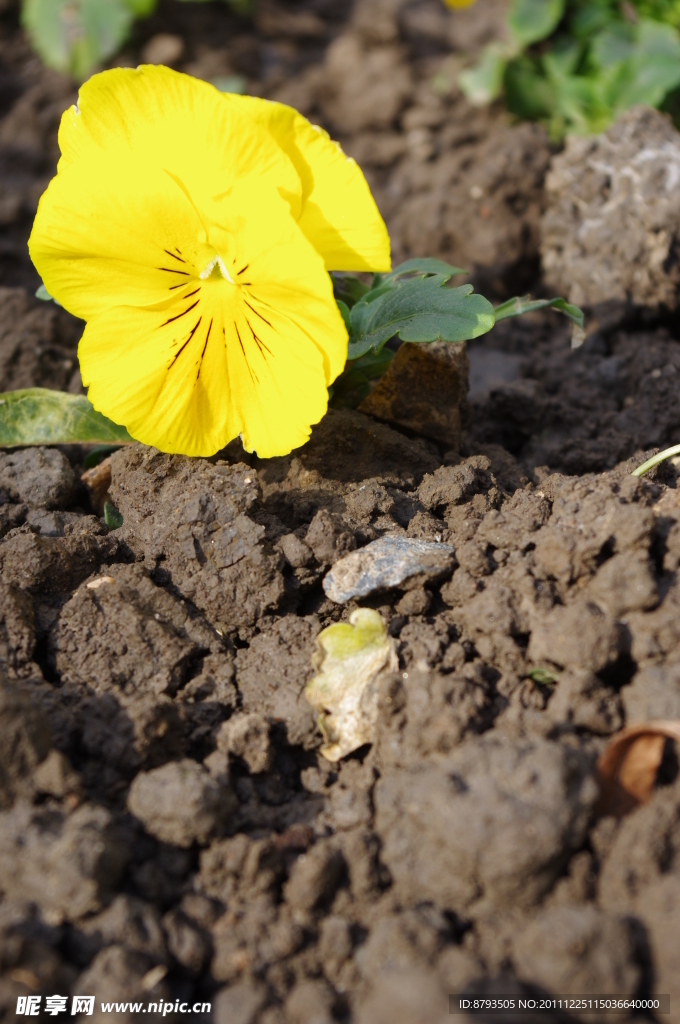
[{"xmin": 2, "ymin": 2, "xmax": 680, "ymax": 1022}]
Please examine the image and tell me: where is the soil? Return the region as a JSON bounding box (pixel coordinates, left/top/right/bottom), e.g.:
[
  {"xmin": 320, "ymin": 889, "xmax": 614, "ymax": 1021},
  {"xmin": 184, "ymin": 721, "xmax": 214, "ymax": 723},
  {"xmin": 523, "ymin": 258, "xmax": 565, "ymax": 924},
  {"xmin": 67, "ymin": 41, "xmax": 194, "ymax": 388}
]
[{"xmin": 2, "ymin": 2, "xmax": 680, "ymax": 1023}]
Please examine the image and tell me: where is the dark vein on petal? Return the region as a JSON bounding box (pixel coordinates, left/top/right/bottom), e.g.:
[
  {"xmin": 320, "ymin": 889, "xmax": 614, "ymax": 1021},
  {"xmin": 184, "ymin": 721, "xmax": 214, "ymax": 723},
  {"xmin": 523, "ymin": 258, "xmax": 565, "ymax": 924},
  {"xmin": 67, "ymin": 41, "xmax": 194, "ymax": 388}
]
[
  {"xmin": 237, "ymin": 264, "xmax": 250, "ymax": 276},
  {"xmin": 234, "ymin": 321, "xmax": 256, "ymax": 384},
  {"xmin": 245, "ymin": 316, "xmax": 272, "ymax": 359},
  {"xmin": 197, "ymin": 319, "xmax": 213, "ymax": 380},
  {"xmin": 244, "ymin": 299, "xmax": 273, "ymax": 330},
  {"xmin": 160, "ymin": 299, "xmax": 200, "ymax": 328},
  {"xmin": 158, "ymin": 267, "xmax": 190, "ymax": 276},
  {"xmin": 168, "ymin": 317, "xmax": 202, "ymax": 369},
  {"xmin": 164, "ymin": 249, "xmax": 187, "ymax": 264}
]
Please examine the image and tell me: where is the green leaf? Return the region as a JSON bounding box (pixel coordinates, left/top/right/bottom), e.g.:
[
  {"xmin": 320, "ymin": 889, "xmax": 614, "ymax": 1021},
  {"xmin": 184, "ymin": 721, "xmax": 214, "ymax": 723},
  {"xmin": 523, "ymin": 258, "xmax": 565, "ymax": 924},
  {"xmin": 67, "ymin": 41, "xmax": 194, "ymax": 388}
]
[
  {"xmin": 103, "ymin": 500, "xmax": 124, "ymax": 530},
  {"xmin": 211, "ymin": 75, "xmax": 248, "ymax": 94},
  {"xmin": 330, "ymin": 348, "xmax": 395, "ymax": 410},
  {"xmin": 591, "ymin": 22, "xmax": 636, "ymax": 69},
  {"xmin": 336, "ymin": 299, "xmax": 352, "ymax": 333},
  {"xmin": 83, "ymin": 444, "xmax": 122, "ymax": 469},
  {"xmin": 35, "ymin": 283, "xmax": 60, "ymax": 305},
  {"xmin": 494, "ymin": 294, "xmax": 584, "ymax": 329},
  {"xmin": 614, "ymin": 19, "xmax": 680, "ymax": 110},
  {"xmin": 123, "ymin": 0, "xmax": 156, "ymax": 14},
  {"xmin": 379, "ymin": 257, "xmax": 468, "ymax": 286},
  {"xmin": 459, "ymin": 44, "xmax": 509, "ymax": 105},
  {"xmin": 347, "ymin": 276, "xmax": 495, "ymax": 360},
  {"xmin": 332, "ymin": 272, "xmax": 372, "ymax": 308},
  {"xmin": 508, "ymin": 0, "xmax": 566, "ymax": 46},
  {"xmin": 0, "ymin": 389, "xmax": 133, "ymax": 446},
  {"xmin": 505, "ymin": 57, "xmax": 558, "ymax": 122},
  {"xmin": 528, "ymin": 667, "xmax": 559, "ymax": 685},
  {"xmin": 22, "ymin": 0, "xmax": 136, "ymax": 78}
]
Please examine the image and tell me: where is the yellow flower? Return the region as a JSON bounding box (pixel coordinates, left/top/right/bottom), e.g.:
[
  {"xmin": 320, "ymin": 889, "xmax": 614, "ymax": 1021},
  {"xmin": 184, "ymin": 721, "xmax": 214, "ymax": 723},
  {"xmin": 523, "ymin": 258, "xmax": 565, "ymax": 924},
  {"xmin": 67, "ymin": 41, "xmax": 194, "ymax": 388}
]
[
  {"xmin": 443, "ymin": 0, "xmax": 477, "ymax": 7},
  {"xmin": 28, "ymin": 66, "xmax": 390, "ymax": 458}
]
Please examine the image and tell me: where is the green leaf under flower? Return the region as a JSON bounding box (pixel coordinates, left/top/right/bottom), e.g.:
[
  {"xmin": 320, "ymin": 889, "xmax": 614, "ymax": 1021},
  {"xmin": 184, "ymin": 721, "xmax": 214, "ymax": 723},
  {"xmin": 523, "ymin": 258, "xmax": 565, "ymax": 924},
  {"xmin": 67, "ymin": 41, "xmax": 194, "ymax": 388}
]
[
  {"xmin": 0, "ymin": 389, "xmax": 133, "ymax": 447},
  {"xmin": 347, "ymin": 276, "xmax": 495, "ymax": 360}
]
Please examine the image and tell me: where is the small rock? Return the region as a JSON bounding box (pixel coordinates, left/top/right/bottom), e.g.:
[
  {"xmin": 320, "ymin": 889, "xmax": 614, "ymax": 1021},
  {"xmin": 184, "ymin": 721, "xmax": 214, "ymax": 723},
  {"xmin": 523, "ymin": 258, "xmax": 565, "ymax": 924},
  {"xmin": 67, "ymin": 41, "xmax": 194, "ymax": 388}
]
[
  {"xmin": 0, "ymin": 448, "xmax": 75, "ymax": 509},
  {"xmin": 323, "ymin": 535, "xmax": 455, "ymax": 603},
  {"xmin": 359, "ymin": 340, "xmax": 470, "ymax": 449},
  {"xmin": 127, "ymin": 759, "xmax": 233, "ymax": 848},
  {"xmin": 216, "ymin": 713, "xmax": 273, "ymax": 774}
]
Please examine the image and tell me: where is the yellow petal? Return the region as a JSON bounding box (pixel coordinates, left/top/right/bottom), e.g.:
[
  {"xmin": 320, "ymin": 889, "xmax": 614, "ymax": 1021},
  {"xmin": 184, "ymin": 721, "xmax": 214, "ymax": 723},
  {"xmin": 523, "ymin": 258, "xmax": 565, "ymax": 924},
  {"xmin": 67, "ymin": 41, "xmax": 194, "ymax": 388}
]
[
  {"xmin": 79, "ymin": 184, "xmax": 347, "ymax": 458},
  {"xmin": 29, "ymin": 156, "xmax": 213, "ymax": 320},
  {"xmin": 57, "ymin": 65, "xmax": 302, "ymax": 216},
  {"xmin": 231, "ymin": 95, "xmax": 391, "ymax": 273}
]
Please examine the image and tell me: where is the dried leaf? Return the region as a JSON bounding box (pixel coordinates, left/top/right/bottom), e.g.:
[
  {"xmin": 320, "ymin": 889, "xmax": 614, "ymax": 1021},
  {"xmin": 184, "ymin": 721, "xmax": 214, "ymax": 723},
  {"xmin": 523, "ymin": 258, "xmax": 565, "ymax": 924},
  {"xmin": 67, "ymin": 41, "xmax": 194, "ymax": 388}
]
[
  {"xmin": 596, "ymin": 720, "xmax": 680, "ymax": 816},
  {"xmin": 305, "ymin": 608, "xmax": 397, "ymax": 762}
]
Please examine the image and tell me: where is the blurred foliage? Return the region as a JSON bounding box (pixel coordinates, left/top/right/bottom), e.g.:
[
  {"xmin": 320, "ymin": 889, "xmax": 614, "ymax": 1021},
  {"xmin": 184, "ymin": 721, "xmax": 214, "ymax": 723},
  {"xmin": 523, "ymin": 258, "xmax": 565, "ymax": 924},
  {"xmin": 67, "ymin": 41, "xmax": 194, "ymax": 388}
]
[
  {"xmin": 458, "ymin": 0, "xmax": 680, "ymax": 138},
  {"xmin": 21, "ymin": 0, "xmax": 253, "ymax": 80}
]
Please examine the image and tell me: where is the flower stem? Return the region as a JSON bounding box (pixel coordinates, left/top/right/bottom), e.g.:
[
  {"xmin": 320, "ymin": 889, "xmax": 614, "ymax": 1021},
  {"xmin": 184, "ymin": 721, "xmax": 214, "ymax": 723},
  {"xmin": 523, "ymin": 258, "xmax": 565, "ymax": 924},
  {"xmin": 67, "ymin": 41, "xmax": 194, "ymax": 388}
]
[{"xmin": 632, "ymin": 444, "xmax": 680, "ymax": 477}]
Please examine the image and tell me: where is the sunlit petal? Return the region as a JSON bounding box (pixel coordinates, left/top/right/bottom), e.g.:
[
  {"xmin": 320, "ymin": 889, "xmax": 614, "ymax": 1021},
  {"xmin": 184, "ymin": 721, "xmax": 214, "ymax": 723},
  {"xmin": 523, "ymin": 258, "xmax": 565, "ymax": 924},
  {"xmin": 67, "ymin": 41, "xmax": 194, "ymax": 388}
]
[
  {"xmin": 232, "ymin": 95, "xmax": 391, "ymax": 272},
  {"xmin": 57, "ymin": 65, "xmax": 302, "ymax": 213}
]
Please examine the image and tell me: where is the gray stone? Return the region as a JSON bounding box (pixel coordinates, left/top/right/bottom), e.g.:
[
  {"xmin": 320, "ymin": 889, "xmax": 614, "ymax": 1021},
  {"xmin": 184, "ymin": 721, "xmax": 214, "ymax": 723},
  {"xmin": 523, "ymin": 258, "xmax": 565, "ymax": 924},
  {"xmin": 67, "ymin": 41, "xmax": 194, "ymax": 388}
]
[{"xmin": 323, "ymin": 535, "xmax": 455, "ymax": 603}]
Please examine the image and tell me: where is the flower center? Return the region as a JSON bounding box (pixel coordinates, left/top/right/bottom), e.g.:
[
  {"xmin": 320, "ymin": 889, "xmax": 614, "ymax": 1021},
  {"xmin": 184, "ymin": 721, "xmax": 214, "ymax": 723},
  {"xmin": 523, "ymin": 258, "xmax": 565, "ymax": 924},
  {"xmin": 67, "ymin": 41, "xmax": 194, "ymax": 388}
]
[{"xmin": 199, "ymin": 255, "xmax": 235, "ymax": 283}]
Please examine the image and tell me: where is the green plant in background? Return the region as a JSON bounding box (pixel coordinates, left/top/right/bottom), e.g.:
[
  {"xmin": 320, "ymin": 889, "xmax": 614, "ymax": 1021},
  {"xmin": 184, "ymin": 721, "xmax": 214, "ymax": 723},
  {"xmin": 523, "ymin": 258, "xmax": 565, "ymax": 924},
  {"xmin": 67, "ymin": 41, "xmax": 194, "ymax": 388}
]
[
  {"xmin": 459, "ymin": 0, "xmax": 680, "ymax": 138},
  {"xmin": 22, "ymin": 0, "xmax": 253, "ymax": 80}
]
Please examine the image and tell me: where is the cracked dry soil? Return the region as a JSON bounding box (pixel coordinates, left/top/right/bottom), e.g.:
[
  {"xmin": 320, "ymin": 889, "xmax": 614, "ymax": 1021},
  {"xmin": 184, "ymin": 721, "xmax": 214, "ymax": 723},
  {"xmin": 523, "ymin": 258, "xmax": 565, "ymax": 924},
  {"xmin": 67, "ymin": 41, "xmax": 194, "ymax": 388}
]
[{"xmin": 2, "ymin": 1, "xmax": 680, "ymax": 1022}]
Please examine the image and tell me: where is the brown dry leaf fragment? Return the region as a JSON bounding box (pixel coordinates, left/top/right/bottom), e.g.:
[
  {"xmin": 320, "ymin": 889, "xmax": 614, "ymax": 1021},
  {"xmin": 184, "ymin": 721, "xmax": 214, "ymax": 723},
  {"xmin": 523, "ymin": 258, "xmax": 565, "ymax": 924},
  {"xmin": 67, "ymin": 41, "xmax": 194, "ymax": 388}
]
[
  {"xmin": 596, "ymin": 721, "xmax": 680, "ymax": 817},
  {"xmin": 81, "ymin": 456, "xmax": 112, "ymax": 515}
]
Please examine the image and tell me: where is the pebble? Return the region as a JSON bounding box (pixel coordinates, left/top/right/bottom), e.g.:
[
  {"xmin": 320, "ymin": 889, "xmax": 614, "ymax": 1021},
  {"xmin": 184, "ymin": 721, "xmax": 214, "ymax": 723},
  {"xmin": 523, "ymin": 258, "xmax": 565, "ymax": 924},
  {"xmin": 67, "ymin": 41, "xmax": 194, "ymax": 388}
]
[{"xmin": 322, "ymin": 535, "xmax": 455, "ymax": 603}]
